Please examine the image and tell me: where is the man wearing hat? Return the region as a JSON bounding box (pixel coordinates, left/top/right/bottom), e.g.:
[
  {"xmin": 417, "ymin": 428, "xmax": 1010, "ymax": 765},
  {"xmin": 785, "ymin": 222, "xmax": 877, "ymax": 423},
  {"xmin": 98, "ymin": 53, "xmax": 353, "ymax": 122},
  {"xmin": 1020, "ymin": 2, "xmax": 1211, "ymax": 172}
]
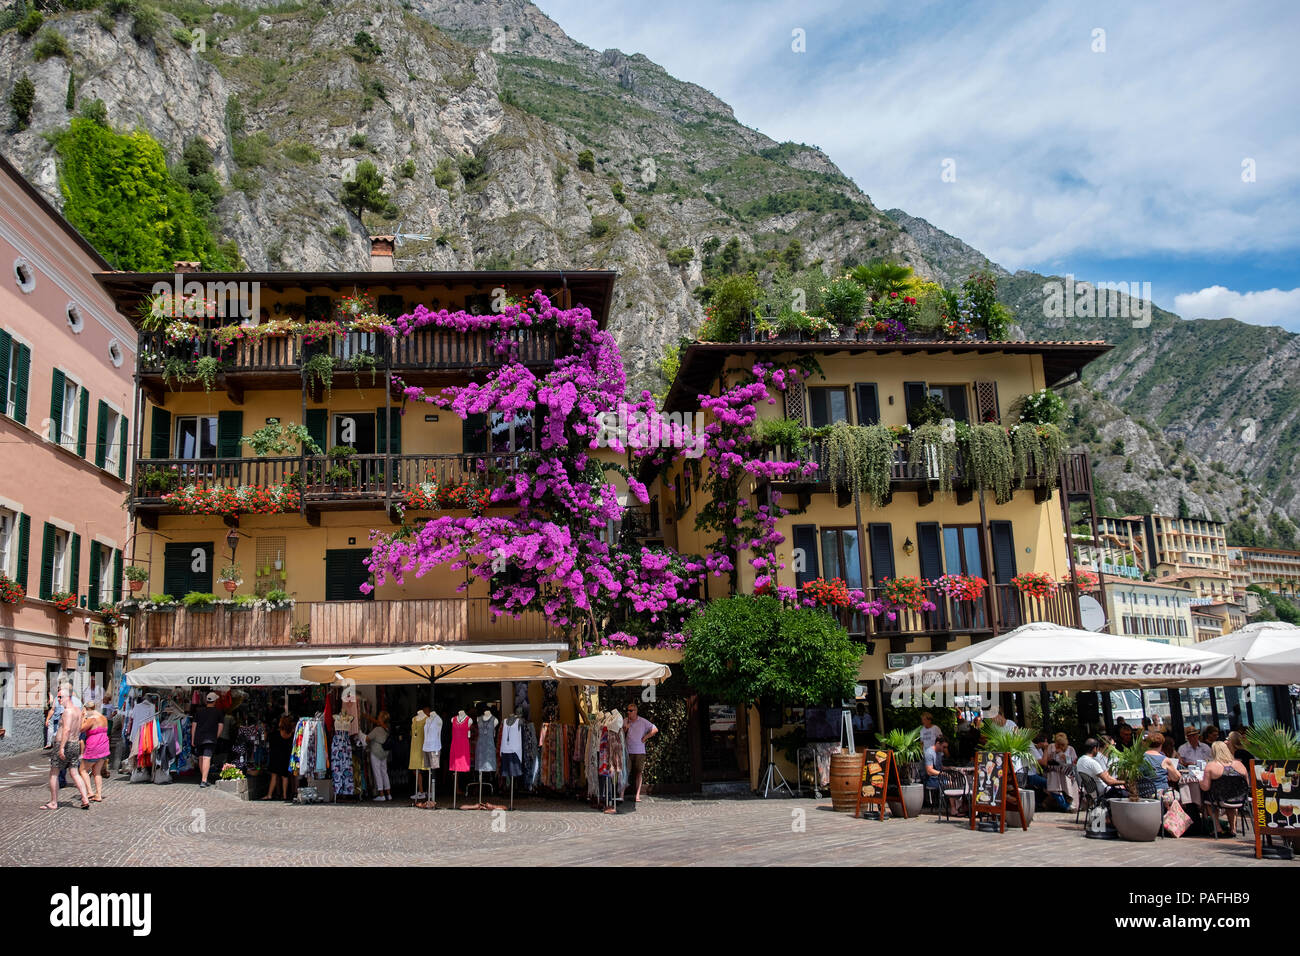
[{"xmin": 192, "ymin": 692, "xmax": 225, "ymax": 789}]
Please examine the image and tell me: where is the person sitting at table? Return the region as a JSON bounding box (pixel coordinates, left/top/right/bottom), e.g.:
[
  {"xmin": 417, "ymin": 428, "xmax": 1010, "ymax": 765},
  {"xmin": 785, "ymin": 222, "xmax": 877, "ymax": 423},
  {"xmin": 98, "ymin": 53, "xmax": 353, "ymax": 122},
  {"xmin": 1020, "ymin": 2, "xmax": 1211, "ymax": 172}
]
[
  {"xmin": 1178, "ymin": 726, "xmax": 1212, "ymax": 767},
  {"xmin": 1077, "ymin": 738, "xmax": 1127, "ymax": 799},
  {"xmin": 923, "ymin": 735, "xmax": 958, "ymax": 814},
  {"xmin": 1049, "ymin": 732, "xmax": 1077, "ymax": 767},
  {"xmin": 1160, "ymin": 735, "xmax": 1177, "ymax": 762},
  {"xmin": 1042, "ymin": 732, "xmax": 1078, "ymax": 810},
  {"xmin": 1202, "ymin": 725, "xmax": 1221, "ymax": 746},
  {"xmin": 1226, "ymin": 729, "xmax": 1251, "ymax": 763},
  {"xmin": 918, "ymin": 711, "xmax": 941, "ymax": 753},
  {"xmin": 1199, "ymin": 740, "xmax": 1249, "ymax": 836},
  {"xmin": 1141, "ymin": 732, "xmax": 1181, "ymax": 795},
  {"xmin": 1115, "ymin": 723, "xmax": 1134, "ymax": 749}
]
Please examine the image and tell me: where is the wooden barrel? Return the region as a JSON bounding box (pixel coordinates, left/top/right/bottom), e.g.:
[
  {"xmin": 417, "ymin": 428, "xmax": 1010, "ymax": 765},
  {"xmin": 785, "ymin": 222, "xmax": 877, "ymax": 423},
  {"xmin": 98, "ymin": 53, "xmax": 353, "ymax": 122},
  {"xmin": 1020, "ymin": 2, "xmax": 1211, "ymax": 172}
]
[{"xmin": 829, "ymin": 751, "xmax": 866, "ymax": 812}]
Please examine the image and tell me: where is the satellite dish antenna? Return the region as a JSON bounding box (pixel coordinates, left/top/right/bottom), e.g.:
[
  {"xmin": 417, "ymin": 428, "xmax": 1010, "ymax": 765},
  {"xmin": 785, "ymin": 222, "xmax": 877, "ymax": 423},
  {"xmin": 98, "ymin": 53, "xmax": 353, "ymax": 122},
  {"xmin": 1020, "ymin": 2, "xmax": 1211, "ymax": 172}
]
[{"xmin": 1079, "ymin": 595, "xmax": 1106, "ymax": 632}]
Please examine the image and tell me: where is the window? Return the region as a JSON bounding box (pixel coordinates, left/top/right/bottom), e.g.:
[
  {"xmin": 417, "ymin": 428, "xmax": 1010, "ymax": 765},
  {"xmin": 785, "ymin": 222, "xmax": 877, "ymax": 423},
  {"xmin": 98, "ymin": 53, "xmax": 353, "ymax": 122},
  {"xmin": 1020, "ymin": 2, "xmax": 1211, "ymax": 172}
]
[
  {"xmin": 101, "ymin": 406, "xmax": 122, "ymax": 473},
  {"xmin": 942, "ymin": 526, "xmax": 986, "ymax": 578},
  {"xmin": 332, "ymin": 412, "xmax": 376, "ymax": 454},
  {"xmin": 13, "ymin": 258, "xmax": 35, "ymax": 294},
  {"xmin": 808, "ymin": 387, "xmax": 850, "ymax": 427},
  {"xmin": 175, "ymin": 416, "xmax": 218, "ymax": 459},
  {"xmin": 51, "ymin": 528, "xmax": 69, "ymax": 592},
  {"xmin": 819, "ymin": 528, "xmax": 863, "ymax": 589},
  {"xmin": 107, "ymin": 340, "xmax": 124, "ymax": 368},
  {"xmin": 66, "ymin": 303, "xmax": 84, "ymax": 333},
  {"xmin": 0, "ymin": 508, "xmax": 13, "ymax": 576},
  {"xmin": 60, "ymin": 379, "xmax": 79, "ymax": 448},
  {"xmin": 2, "ymin": 332, "xmax": 28, "ymax": 420},
  {"xmin": 905, "ymin": 381, "xmax": 971, "ymax": 423},
  {"xmin": 490, "ymin": 410, "xmax": 536, "ymax": 454}
]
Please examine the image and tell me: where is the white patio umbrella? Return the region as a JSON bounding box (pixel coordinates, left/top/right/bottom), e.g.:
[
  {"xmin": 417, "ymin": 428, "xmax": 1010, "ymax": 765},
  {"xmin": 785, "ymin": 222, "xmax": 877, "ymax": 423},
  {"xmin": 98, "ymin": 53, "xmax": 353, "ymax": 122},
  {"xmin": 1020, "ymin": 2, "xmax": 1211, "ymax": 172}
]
[
  {"xmin": 299, "ymin": 644, "xmax": 547, "ymax": 685},
  {"xmin": 1198, "ymin": 622, "xmax": 1300, "ymax": 685},
  {"xmin": 543, "ymin": 651, "xmax": 671, "ymax": 687},
  {"xmin": 885, "ymin": 621, "xmax": 1238, "ymax": 691}
]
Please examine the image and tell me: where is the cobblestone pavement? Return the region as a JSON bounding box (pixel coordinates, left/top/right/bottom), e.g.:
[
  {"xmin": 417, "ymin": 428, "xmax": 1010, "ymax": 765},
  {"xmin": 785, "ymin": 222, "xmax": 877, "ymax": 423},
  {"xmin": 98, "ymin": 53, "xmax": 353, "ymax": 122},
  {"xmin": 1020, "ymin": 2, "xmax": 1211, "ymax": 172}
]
[{"xmin": 0, "ymin": 749, "xmax": 1286, "ymax": 866}]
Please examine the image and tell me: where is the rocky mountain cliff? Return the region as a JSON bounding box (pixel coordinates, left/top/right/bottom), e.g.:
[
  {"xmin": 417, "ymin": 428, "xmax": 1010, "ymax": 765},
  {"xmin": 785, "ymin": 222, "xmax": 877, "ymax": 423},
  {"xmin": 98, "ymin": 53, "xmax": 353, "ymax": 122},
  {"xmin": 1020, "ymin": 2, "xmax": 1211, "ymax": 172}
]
[{"xmin": 1, "ymin": 0, "xmax": 1295, "ymax": 536}]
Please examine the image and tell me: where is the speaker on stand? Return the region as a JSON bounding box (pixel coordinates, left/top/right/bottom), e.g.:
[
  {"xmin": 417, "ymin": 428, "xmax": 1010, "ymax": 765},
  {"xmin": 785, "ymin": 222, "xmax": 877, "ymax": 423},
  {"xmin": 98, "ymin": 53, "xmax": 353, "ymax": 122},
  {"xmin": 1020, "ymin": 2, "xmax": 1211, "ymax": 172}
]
[{"xmin": 756, "ymin": 698, "xmax": 792, "ymax": 798}]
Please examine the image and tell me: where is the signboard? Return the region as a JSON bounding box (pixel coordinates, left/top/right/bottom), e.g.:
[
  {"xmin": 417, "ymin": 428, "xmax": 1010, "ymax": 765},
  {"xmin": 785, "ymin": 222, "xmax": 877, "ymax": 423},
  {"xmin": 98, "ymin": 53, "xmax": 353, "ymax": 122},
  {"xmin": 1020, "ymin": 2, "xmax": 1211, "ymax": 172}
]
[
  {"xmin": 89, "ymin": 625, "xmax": 117, "ymax": 650},
  {"xmin": 856, "ymin": 748, "xmax": 906, "ymax": 821},
  {"xmin": 1250, "ymin": 759, "xmax": 1300, "ymax": 859},
  {"xmin": 1099, "ymin": 562, "xmax": 1141, "ymax": 579},
  {"xmin": 970, "ymin": 751, "xmax": 1027, "ymax": 833},
  {"xmin": 886, "ymin": 652, "xmax": 943, "ymax": 670}
]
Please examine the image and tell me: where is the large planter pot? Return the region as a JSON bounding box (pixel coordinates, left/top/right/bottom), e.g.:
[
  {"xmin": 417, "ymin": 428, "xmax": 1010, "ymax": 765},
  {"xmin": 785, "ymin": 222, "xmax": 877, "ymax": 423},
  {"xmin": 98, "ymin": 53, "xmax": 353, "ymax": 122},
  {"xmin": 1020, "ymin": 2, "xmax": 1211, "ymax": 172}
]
[
  {"xmin": 216, "ymin": 777, "xmax": 248, "ymax": 799},
  {"xmin": 888, "ymin": 782, "xmax": 925, "ymax": 819},
  {"xmin": 1019, "ymin": 789, "xmax": 1036, "ymax": 826},
  {"xmin": 829, "ymin": 751, "xmax": 866, "ymax": 812},
  {"xmin": 1110, "ymin": 798, "xmax": 1162, "ymax": 842}
]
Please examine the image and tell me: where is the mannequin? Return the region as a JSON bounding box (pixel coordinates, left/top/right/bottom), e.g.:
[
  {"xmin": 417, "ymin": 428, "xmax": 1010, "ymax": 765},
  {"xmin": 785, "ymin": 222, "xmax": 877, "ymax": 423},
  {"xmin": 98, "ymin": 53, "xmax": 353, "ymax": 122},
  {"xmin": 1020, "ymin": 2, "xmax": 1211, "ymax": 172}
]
[
  {"xmin": 449, "ymin": 709, "xmax": 472, "ymax": 808},
  {"xmin": 499, "ymin": 713, "xmax": 524, "ymax": 809},
  {"xmin": 471, "ymin": 708, "xmax": 499, "ymax": 806},
  {"xmin": 418, "ymin": 708, "xmax": 443, "ymax": 809},
  {"xmin": 410, "ymin": 707, "xmax": 432, "ymax": 804}
]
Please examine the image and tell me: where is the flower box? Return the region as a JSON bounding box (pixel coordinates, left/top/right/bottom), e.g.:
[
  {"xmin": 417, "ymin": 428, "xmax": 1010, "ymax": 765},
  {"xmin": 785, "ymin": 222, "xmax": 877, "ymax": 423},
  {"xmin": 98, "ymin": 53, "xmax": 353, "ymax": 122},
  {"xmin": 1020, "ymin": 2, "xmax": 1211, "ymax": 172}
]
[{"xmin": 216, "ymin": 777, "xmax": 248, "ymax": 798}]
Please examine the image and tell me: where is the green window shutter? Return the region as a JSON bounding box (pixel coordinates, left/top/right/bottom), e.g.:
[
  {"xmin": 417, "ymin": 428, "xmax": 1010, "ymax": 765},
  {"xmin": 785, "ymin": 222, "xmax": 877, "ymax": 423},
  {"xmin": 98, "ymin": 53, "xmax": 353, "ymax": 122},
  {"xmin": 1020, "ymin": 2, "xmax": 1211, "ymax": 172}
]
[
  {"xmin": 376, "ymin": 407, "xmax": 401, "ymax": 453},
  {"xmin": 39, "ymin": 522, "xmax": 55, "ymax": 600},
  {"xmin": 915, "ymin": 523, "xmax": 944, "ymax": 580},
  {"xmin": 76, "ymin": 387, "xmax": 89, "ymax": 457},
  {"xmin": 69, "ymin": 532, "xmax": 81, "ymax": 598},
  {"xmin": 94, "ymin": 400, "xmax": 109, "ymax": 468},
  {"xmin": 791, "ymin": 524, "xmax": 820, "ymax": 588},
  {"xmin": 163, "ymin": 543, "xmax": 189, "ymax": 599},
  {"xmin": 12, "ymin": 343, "xmax": 30, "ymax": 425},
  {"xmin": 150, "ymin": 407, "xmax": 171, "ymax": 459},
  {"xmin": 903, "ymin": 381, "xmax": 927, "ymax": 421},
  {"xmin": 118, "ymin": 415, "xmax": 129, "ymax": 478},
  {"xmin": 305, "ymin": 408, "xmax": 328, "ymax": 453},
  {"xmin": 325, "ymin": 549, "xmax": 374, "ymax": 601},
  {"xmin": 112, "ymin": 548, "xmax": 123, "ymax": 604},
  {"xmin": 49, "ymin": 368, "xmax": 66, "ymax": 442},
  {"xmin": 217, "ymin": 410, "xmax": 244, "ymax": 458},
  {"xmin": 0, "ymin": 329, "xmax": 10, "ymax": 413},
  {"xmin": 855, "ymin": 383, "xmax": 880, "ymax": 426},
  {"xmin": 88, "ymin": 543, "xmax": 101, "ymax": 609},
  {"xmin": 867, "ymin": 522, "xmax": 895, "ymax": 586},
  {"xmin": 989, "ymin": 521, "xmax": 1017, "ymax": 585},
  {"xmin": 462, "ymin": 413, "xmax": 487, "ymax": 454},
  {"xmin": 16, "ymin": 513, "xmax": 30, "ymax": 590}
]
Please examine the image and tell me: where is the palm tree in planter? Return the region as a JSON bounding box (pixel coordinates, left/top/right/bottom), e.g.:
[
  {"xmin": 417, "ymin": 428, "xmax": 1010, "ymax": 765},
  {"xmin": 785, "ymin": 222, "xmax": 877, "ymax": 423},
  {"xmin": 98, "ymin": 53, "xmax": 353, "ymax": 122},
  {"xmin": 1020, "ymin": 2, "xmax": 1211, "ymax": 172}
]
[
  {"xmin": 979, "ymin": 722, "xmax": 1041, "ymax": 824},
  {"xmin": 877, "ymin": 727, "xmax": 924, "ymax": 817},
  {"xmin": 1105, "ymin": 738, "xmax": 1160, "ymax": 841}
]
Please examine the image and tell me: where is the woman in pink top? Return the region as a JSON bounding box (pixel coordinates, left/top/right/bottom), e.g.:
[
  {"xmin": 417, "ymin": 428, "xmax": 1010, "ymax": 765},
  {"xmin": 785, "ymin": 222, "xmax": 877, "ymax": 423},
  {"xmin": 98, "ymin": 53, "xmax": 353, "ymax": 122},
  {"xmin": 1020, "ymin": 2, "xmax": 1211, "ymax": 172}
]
[{"xmin": 79, "ymin": 701, "xmax": 110, "ymax": 803}]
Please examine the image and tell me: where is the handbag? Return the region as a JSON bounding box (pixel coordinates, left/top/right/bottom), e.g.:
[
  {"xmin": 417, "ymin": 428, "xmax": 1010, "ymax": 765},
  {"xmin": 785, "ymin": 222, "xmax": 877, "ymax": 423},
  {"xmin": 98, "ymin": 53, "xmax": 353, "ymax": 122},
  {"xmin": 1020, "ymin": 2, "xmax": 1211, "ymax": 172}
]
[{"xmin": 1163, "ymin": 797, "xmax": 1192, "ymax": 837}]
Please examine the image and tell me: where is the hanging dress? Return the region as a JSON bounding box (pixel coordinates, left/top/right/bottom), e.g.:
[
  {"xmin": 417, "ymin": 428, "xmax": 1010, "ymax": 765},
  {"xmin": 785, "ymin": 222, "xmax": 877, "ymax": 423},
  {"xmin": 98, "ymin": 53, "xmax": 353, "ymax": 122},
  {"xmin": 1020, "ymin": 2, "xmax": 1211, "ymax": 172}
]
[
  {"xmin": 499, "ymin": 717, "xmax": 524, "ymax": 778},
  {"xmin": 410, "ymin": 713, "xmax": 427, "ymax": 770},
  {"xmin": 475, "ymin": 715, "xmax": 499, "ymax": 773},
  {"xmin": 448, "ymin": 715, "xmax": 472, "ymax": 773}
]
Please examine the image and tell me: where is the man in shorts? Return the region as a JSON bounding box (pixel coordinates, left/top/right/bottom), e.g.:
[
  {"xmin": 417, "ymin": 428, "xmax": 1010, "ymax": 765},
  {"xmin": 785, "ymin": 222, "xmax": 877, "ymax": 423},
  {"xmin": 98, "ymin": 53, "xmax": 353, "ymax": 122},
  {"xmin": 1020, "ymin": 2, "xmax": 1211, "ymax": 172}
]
[
  {"xmin": 42, "ymin": 684, "xmax": 90, "ymax": 810},
  {"xmin": 623, "ymin": 702, "xmax": 658, "ymax": 803},
  {"xmin": 192, "ymin": 692, "xmax": 225, "ymax": 788}
]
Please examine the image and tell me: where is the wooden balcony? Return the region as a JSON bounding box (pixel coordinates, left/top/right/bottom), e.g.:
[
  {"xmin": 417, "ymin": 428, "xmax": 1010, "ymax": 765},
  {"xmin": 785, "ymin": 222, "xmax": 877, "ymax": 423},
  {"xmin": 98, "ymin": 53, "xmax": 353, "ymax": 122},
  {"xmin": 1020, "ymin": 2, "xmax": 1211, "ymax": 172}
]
[
  {"xmin": 128, "ymin": 597, "xmax": 561, "ymax": 653},
  {"xmin": 131, "ymin": 452, "xmax": 525, "ymax": 524},
  {"xmin": 137, "ymin": 326, "xmax": 559, "ymax": 399}
]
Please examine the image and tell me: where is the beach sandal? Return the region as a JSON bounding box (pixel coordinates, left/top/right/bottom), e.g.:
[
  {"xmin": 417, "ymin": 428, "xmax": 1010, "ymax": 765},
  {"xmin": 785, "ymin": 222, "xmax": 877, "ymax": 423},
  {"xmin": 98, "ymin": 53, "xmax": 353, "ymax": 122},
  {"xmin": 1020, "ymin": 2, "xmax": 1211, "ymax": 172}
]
[
  {"xmin": 40, "ymin": 801, "xmax": 58, "ymax": 810},
  {"xmin": 90, "ymin": 796, "xmax": 103, "ymax": 802}
]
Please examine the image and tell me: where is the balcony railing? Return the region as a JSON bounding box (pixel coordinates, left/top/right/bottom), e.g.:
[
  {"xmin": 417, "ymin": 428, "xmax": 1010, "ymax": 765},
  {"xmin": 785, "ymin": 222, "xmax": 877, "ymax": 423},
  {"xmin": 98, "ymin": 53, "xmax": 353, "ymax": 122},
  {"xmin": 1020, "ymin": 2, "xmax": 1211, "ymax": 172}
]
[
  {"xmin": 138, "ymin": 327, "xmax": 559, "ymax": 378},
  {"xmin": 132, "ymin": 453, "xmax": 525, "ymax": 513},
  {"xmin": 128, "ymin": 597, "xmax": 560, "ymax": 652},
  {"xmin": 807, "ymin": 582, "xmax": 1080, "ymax": 641}
]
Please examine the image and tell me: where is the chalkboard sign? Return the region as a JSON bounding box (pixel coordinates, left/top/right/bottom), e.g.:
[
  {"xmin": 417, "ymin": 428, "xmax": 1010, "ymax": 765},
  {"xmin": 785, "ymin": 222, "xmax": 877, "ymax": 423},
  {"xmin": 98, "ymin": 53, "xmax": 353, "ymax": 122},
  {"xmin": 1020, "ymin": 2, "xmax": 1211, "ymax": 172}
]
[
  {"xmin": 970, "ymin": 751, "xmax": 1027, "ymax": 833},
  {"xmin": 1250, "ymin": 759, "xmax": 1300, "ymax": 859},
  {"xmin": 857, "ymin": 748, "xmax": 906, "ymax": 821}
]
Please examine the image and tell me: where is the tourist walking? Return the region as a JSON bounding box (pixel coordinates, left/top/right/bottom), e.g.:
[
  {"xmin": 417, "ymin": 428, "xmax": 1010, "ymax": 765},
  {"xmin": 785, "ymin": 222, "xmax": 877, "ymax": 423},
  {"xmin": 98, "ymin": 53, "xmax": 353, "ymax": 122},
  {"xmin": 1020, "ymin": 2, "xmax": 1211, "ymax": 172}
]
[
  {"xmin": 78, "ymin": 701, "xmax": 110, "ymax": 803},
  {"xmin": 192, "ymin": 692, "xmax": 225, "ymax": 788},
  {"xmin": 42, "ymin": 684, "xmax": 90, "ymax": 810},
  {"xmin": 262, "ymin": 715, "xmax": 296, "ymax": 802}
]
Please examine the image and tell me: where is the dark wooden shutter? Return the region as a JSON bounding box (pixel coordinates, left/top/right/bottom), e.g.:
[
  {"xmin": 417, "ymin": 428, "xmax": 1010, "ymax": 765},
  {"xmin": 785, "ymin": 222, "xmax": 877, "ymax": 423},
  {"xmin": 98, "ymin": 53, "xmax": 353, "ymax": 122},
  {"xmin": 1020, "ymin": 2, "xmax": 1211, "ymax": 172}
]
[
  {"xmin": 855, "ymin": 383, "xmax": 880, "ymax": 426},
  {"xmin": 0, "ymin": 329, "xmax": 9, "ymax": 413},
  {"xmin": 118, "ymin": 415, "xmax": 128, "ymax": 478},
  {"xmin": 974, "ymin": 381, "xmax": 1001, "ymax": 424},
  {"xmin": 164, "ymin": 542, "xmax": 214, "ymax": 597},
  {"xmin": 916, "ymin": 522, "xmax": 943, "ymax": 580},
  {"xmin": 76, "ymin": 387, "xmax": 89, "ymax": 457},
  {"xmin": 808, "ymin": 388, "xmax": 829, "ymax": 428},
  {"xmin": 376, "ymin": 407, "xmax": 401, "ymax": 454},
  {"xmin": 112, "ymin": 548, "xmax": 123, "ymax": 604},
  {"xmin": 989, "ymin": 521, "xmax": 1017, "ymax": 584},
  {"xmin": 217, "ymin": 410, "xmax": 244, "ymax": 458},
  {"xmin": 868, "ymin": 522, "xmax": 895, "ymax": 585},
  {"xmin": 88, "ymin": 543, "xmax": 101, "ymax": 609},
  {"xmin": 326, "ymin": 549, "xmax": 373, "ymax": 601},
  {"xmin": 903, "ymin": 381, "xmax": 927, "ymax": 421},
  {"xmin": 69, "ymin": 533, "xmax": 80, "ymax": 598},
  {"xmin": 150, "ymin": 407, "xmax": 171, "ymax": 459},
  {"xmin": 49, "ymin": 368, "xmax": 65, "ymax": 442},
  {"xmin": 12, "ymin": 343, "xmax": 30, "ymax": 425},
  {"xmin": 791, "ymin": 524, "xmax": 819, "ymax": 587},
  {"xmin": 305, "ymin": 408, "xmax": 328, "ymax": 453},
  {"xmin": 462, "ymin": 413, "xmax": 487, "ymax": 454},
  {"xmin": 94, "ymin": 400, "xmax": 109, "ymax": 468},
  {"xmin": 16, "ymin": 513, "xmax": 30, "ymax": 590},
  {"xmin": 39, "ymin": 522, "xmax": 56, "ymax": 599}
]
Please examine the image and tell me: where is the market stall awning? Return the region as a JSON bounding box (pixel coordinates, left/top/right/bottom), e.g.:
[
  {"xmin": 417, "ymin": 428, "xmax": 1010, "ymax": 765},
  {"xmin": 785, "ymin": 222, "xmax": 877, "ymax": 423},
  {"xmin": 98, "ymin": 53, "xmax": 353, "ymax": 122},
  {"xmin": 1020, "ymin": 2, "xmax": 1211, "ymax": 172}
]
[
  {"xmin": 543, "ymin": 652, "xmax": 672, "ymax": 687},
  {"xmin": 126, "ymin": 658, "xmax": 324, "ymax": 687},
  {"xmin": 299, "ymin": 644, "xmax": 547, "ymax": 685},
  {"xmin": 1198, "ymin": 622, "xmax": 1300, "ymax": 686},
  {"xmin": 884, "ymin": 622, "xmax": 1238, "ymax": 691}
]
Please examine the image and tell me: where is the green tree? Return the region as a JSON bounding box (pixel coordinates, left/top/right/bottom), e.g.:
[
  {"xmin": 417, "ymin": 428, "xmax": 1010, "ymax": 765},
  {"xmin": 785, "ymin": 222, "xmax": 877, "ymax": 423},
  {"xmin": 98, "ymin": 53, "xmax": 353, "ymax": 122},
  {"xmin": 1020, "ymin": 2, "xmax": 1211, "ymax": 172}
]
[
  {"xmin": 64, "ymin": 71, "xmax": 75, "ymax": 111},
  {"xmin": 683, "ymin": 596, "xmax": 859, "ymax": 705},
  {"xmin": 780, "ymin": 238, "xmax": 803, "ymax": 271},
  {"xmin": 54, "ymin": 117, "xmax": 233, "ymax": 269},
  {"xmin": 849, "ymin": 260, "xmax": 913, "ymax": 300},
  {"xmin": 351, "ymin": 31, "xmax": 381, "ymax": 62},
  {"xmin": 697, "ymin": 273, "xmax": 760, "ymax": 341},
  {"xmin": 718, "ymin": 236, "xmax": 743, "ymax": 275},
  {"xmin": 9, "ymin": 73, "xmax": 35, "ymax": 132},
  {"xmin": 341, "ymin": 160, "xmax": 395, "ymax": 221}
]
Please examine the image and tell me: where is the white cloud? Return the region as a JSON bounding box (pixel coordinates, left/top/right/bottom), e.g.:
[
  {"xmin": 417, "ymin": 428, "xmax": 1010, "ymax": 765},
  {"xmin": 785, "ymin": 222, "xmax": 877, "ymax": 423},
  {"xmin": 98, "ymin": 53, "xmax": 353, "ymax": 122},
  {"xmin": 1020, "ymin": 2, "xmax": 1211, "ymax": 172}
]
[{"xmin": 1172, "ymin": 286, "xmax": 1300, "ymax": 330}]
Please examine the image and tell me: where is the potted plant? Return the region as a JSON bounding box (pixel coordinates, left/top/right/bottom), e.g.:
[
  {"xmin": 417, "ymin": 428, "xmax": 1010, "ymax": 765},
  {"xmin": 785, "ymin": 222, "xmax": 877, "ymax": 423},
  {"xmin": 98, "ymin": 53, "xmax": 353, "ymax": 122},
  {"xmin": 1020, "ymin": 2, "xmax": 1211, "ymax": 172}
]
[
  {"xmin": 143, "ymin": 593, "xmax": 178, "ymax": 612},
  {"xmin": 217, "ymin": 563, "xmax": 242, "ymax": 594},
  {"xmin": 0, "ymin": 572, "xmax": 26, "ymax": 606},
  {"xmin": 262, "ymin": 589, "xmax": 294, "ymax": 611},
  {"xmin": 50, "ymin": 591, "xmax": 79, "ymax": 614},
  {"xmin": 1105, "ymin": 738, "xmax": 1160, "ymax": 841},
  {"xmin": 980, "ymin": 722, "xmax": 1040, "ymax": 826},
  {"xmin": 124, "ymin": 564, "xmax": 149, "ymax": 593},
  {"xmin": 216, "ymin": 763, "xmax": 248, "ymax": 797},
  {"xmin": 291, "ymin": 622, "xmax": 311, "ymax": 643},
  {"xmin": 877, "ymin": 727, "xmax": 925, "ymax": 818},
  {"xmin": 183, "ymin": 591, "xmax": 218, "ymax": 613}
]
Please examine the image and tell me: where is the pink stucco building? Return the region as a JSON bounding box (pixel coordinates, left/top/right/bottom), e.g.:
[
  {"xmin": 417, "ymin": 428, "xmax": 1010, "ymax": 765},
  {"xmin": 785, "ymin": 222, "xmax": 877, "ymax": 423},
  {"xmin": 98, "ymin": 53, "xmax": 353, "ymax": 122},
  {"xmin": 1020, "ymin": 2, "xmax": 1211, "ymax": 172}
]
[{"xmin": 0, "ymin": 152, "xmax": 135, "ymax": 752}]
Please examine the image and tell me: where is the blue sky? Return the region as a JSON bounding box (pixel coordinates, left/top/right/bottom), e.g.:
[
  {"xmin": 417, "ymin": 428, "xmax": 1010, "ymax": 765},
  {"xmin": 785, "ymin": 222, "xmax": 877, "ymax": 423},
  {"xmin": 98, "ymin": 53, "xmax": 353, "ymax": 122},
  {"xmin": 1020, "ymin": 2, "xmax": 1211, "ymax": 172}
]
[{"xmin": 536, "ymin": 0, "xmax": 1300, "ymax": 329}]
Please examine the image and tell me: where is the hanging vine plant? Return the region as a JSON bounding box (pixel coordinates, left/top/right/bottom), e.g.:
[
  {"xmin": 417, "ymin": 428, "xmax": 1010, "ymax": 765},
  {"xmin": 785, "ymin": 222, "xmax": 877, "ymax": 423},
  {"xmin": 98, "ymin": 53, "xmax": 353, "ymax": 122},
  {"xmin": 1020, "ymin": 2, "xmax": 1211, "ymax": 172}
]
[
  {"xmin": 302, "ymin": 352, "xmax": 336, "ymax": 400},
  {"xmin": 346, "ymin": 351, "xmax": 379, "ymax": 390},
  {"xmin": 821, "ymin": 422, "xmax": 896, "ymax": 505},
  {"xmin": 908, "ymin": 423, "xmax": 957, "ymax": 493},
  {"xmin": 965, "ymin": 422, "xmax": 1014, "ymax": 503},
  {"xmin": 1009, "ymin": 422, "xmax": 1070, "ymax": 487}
]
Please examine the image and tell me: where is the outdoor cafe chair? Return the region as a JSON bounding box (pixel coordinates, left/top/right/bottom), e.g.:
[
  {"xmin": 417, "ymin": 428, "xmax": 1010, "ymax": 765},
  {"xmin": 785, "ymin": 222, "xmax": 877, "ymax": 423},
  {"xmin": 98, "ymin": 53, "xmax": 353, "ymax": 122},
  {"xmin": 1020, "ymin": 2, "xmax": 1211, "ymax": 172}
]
[
  {"xmin": 940, "ymin": 768, "xmax": 969, "ymax": 821},
  {"xmin": 1203, "ymin": 773, "xmax": 1251, "ymax": 840}
]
